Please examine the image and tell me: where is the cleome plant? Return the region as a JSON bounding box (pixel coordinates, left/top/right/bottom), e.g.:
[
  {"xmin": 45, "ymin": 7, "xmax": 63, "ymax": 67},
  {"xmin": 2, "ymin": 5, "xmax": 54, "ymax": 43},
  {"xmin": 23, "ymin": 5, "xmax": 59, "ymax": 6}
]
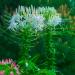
[
  {"xmin": 8, "ymin": 6, "xmax": 62, "ymax": 75},
  {"xmin": 0, "ymin": 59, "xmax": 20, "ymax": 75},
  {"xmin": 0, "ymin": 0, "xmax": 75, "ymax": 75}
]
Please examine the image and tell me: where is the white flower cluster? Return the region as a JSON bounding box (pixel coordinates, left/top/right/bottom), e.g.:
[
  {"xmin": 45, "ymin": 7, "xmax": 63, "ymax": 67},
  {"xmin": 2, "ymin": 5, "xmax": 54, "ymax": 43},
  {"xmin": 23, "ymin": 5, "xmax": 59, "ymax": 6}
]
[
  {"xmin": 48, "ymin": 14, "xmax": 62, "ymax": 26},
  {"xmin": 8, "ymin": 6, "xmax": 62, "ymax": 31}
]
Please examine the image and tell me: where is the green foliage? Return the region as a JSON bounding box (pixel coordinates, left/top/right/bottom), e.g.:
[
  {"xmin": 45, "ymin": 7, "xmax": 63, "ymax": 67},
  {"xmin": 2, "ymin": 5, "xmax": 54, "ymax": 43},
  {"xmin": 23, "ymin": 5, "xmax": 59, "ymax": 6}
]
[
  {"xmin": 52, "ymin": 25, "xmax": 75, "ymax": 75},
  {"xmin": 42, "ymin": 26, "xmax": 56, "ymax": 69},
  {"xmin": 16, "ymin": 25, "xmax": 57, "ymax": 75},
  {"xmin": 14, "ymin": 24, "xmax": 38, "ymax": 75},
  {"xmin": 15, "ymin": 25, "xmax": 38, "ymax": 59},
  {"xmin": 1, "ymin": 10, "xmax": 11, "ymax": 28},
  {"xmin": 17, "ymin": 24, "xmax": 75, "ymax": 75},
  {"xmin": 36, "ymin": 69, "xmax": 56, "ymax": 75},
  {"xmin": 0, "ymin": 10, "xmax": 20, "ymax": 60}
]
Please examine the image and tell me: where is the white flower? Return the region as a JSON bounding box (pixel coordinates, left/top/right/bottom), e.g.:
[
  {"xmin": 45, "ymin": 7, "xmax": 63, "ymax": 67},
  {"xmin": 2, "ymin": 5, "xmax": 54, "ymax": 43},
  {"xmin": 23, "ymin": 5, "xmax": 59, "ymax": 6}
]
[
  {"xmin": 8, "ymin": 13, "xmax": 21, "ymax": 30},
  {"xmin": 20, "ymin": 6, "xmax": 25, "ymax": 13},
  {"xmin": 48, "ymin": 15, "xmax": 62, "ymax": 26},
  {"xmin": 31, "ymin": 15, "xmax": 45, "ymax": 31}
]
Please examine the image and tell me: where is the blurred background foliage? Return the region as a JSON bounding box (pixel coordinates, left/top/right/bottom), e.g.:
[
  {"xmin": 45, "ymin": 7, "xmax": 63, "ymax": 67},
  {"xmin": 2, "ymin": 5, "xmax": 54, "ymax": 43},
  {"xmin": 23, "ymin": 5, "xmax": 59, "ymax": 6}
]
[{"xmin": 0, "ymin": 0, "xmax": 75, "ymax": 10}]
